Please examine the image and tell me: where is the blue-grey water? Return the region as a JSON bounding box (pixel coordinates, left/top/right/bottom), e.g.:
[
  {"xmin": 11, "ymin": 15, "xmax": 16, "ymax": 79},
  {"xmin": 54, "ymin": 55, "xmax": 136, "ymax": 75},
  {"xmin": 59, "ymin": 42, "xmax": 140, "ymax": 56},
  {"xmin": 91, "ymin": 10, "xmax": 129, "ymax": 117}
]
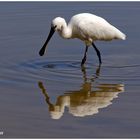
[{"xmin": 0, "ymin": 2, "xmax": 140, "ymax": 138}]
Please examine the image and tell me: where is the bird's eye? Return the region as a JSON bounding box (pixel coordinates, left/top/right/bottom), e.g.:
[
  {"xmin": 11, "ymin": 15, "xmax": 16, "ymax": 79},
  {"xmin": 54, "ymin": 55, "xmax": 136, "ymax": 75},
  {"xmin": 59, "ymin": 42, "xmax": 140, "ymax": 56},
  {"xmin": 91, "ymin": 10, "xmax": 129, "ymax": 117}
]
[{"xmin": 54, "ymin": 25, "xmax": 57, "ymax": 29}]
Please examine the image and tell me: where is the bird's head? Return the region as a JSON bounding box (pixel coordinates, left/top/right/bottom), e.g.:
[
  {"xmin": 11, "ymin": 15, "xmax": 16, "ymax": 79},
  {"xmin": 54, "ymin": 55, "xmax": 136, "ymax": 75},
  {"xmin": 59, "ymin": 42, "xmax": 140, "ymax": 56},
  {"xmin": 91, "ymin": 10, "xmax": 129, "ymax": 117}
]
[
  {"xmin": 51, "ymin": 17, "xmax": 66, "ymax": 32},
  {"xmin": 39, "ymin": 17, "xmax": 65, "ymax": 56}
]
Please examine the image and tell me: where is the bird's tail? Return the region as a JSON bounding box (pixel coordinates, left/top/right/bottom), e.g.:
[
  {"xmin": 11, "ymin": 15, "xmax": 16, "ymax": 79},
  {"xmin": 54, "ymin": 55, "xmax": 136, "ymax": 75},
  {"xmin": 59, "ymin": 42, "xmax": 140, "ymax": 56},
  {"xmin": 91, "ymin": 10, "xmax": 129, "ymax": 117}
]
[
  {"xmin": 115, "ymin": 28, "xmax": 126, "ymax": 40},
  {"xmin": 120, "ymin": 32, "xmax": 126, "ymax": 40}
]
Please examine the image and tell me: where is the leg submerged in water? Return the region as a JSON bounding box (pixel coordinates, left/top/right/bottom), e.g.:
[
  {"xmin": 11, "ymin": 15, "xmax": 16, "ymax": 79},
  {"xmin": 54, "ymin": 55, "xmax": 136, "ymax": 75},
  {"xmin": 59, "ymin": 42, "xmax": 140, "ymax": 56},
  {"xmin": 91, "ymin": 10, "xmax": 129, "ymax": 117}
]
[{"xmin": 81, "ymin": 46, "xmax": 89, "ymax": 66}]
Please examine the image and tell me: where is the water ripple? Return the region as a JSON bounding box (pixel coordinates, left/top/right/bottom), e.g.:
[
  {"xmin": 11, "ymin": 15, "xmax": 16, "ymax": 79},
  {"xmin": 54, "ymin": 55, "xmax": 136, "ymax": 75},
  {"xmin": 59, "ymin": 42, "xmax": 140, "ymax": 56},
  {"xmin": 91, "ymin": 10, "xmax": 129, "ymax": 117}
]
[{"xmin": 1, "ymin": 57, "xmax": 140, "ymax": 86}]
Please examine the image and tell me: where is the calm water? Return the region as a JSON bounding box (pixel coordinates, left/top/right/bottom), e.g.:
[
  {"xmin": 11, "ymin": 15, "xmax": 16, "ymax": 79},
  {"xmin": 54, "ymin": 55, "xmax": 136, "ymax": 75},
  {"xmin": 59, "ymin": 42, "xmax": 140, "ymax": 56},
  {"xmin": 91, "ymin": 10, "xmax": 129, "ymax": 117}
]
[{"xmin": 0, "ymin": 2, "xmax": 140, "ymax": 138}]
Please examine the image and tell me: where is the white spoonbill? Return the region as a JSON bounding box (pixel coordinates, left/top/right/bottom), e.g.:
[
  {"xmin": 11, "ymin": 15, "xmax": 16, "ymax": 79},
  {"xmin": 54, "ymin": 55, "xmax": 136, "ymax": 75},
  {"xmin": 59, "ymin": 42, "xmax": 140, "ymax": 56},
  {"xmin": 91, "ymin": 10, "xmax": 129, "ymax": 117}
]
[{"xmin": 39, "ymin": 13, "xmax": 126, "ymax": 65}]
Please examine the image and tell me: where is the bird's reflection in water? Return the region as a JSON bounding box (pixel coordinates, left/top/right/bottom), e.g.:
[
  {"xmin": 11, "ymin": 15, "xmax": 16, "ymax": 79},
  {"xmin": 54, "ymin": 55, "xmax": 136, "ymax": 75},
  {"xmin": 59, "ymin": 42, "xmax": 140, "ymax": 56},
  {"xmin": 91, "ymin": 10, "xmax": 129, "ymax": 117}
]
[{"xmin": 38, "ymin": 66, "xmax": 124, "ymax": 119}]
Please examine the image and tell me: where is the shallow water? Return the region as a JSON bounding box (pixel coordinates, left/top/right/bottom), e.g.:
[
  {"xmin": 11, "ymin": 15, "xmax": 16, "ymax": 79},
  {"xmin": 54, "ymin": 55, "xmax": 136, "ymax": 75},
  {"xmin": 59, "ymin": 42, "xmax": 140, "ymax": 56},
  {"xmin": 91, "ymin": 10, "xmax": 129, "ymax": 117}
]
[{"xmin": 0, "ymin": 2, "xmax": 140, "ymax": 138}]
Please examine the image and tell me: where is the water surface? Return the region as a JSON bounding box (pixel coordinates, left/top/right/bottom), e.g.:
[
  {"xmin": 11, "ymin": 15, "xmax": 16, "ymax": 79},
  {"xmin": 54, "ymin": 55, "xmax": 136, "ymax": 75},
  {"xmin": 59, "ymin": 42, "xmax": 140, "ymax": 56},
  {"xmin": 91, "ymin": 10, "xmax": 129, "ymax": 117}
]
[{"xmin": 0, "ymin": 2, "xmax": 140, "ymax": 138}]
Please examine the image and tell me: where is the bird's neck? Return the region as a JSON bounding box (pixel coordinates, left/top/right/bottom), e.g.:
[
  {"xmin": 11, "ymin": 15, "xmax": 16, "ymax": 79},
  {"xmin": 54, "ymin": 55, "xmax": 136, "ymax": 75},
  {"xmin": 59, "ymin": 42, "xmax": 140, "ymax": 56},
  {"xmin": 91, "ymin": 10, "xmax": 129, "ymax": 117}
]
[{"xmin": 59, "ymin": 23, "xmax": 72, "ymax": 39}]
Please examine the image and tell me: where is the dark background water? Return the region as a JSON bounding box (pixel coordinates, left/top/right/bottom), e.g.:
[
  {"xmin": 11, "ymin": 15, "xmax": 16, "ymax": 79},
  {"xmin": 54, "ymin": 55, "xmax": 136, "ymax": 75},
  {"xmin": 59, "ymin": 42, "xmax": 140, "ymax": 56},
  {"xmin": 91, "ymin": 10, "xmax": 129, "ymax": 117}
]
[{"xmin": 0, "ymin": 2, "xmax": 140, "ymax": 138}]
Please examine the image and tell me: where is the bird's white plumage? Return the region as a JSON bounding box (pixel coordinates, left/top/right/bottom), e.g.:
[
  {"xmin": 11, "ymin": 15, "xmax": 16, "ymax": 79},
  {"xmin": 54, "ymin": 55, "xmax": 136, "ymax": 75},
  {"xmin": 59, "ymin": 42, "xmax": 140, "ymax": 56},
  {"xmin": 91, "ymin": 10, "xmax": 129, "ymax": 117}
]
[
  {"xmin": 39, "ymin": 13, "xmax": 126, "ymax": 65},
  {"xmin": 52, "ymin": 13, "xmax": 126, "ymax": 45}
]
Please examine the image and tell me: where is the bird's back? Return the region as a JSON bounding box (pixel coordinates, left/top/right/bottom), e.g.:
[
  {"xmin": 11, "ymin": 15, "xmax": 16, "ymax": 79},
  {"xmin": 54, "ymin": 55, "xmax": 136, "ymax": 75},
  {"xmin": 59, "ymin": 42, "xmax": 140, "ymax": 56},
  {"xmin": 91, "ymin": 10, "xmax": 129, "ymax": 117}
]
[{"xmin": 69, "ymin": 13, "xmax": 126, "ymax": 42}]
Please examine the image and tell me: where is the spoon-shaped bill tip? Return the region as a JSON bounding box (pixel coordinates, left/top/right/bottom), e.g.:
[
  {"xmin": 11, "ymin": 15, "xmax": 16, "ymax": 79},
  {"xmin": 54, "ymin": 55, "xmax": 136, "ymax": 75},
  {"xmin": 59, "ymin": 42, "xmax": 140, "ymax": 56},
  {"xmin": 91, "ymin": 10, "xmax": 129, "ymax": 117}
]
[{"xmin": 39, "ymin": 46, "xmax": 46, "ymax": 56}]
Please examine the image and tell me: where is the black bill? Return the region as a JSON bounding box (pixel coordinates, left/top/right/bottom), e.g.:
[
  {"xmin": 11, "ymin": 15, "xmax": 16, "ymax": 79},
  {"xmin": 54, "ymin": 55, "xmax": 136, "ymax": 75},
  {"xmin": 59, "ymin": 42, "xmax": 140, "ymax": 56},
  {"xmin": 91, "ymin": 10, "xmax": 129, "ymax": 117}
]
[{"xmin": 39, "ymin": 26, "xmax": 56, "ymax": 56}]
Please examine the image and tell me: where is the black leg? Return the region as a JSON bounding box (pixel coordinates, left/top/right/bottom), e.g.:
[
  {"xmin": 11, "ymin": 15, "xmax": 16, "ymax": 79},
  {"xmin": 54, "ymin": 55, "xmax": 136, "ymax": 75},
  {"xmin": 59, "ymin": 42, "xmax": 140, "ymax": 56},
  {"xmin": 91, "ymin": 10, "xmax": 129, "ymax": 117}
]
[
  {"xmin": 81, "ymin": 46, "xmax": 88, "ymax": 66},
  {"xmin": 92, "ymin": 43, "xmax": 102, "ymax": 64}
]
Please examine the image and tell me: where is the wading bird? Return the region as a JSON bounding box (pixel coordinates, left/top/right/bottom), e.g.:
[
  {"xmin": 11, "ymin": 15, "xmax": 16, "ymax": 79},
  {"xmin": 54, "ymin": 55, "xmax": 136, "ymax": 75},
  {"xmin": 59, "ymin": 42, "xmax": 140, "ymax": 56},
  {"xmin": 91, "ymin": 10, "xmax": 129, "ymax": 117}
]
[{"xmin": 39, "ymin": 13, "xmax": 126, "ymax": 66}]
